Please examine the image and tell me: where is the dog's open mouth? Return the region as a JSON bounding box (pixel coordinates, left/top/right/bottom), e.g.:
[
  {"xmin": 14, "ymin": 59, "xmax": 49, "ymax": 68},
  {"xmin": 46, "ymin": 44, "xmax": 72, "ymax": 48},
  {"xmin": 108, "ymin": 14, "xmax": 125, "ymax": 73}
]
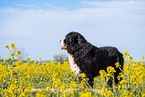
[
  {"xmin": 60, "ymin": 40, "xmax": 67, "ymax": 50},
  {"xmin": 61, "ymin": 44, "xmax": 67, "ymax": 50}
]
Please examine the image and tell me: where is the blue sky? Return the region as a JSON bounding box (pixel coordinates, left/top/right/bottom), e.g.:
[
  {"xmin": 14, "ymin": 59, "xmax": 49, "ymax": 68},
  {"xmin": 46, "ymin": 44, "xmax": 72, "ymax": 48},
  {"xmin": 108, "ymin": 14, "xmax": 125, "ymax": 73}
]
[{"xmin": 0, "ymin": 0, "xmax": 145, "ymax": 61}]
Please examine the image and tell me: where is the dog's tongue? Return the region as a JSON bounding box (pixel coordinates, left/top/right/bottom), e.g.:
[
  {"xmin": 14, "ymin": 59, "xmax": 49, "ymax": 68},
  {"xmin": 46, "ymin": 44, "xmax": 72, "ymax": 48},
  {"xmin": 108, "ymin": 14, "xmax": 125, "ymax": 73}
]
[{"xmin": 61, "ymin": 45, "xmax": 67, "ymax": 50}]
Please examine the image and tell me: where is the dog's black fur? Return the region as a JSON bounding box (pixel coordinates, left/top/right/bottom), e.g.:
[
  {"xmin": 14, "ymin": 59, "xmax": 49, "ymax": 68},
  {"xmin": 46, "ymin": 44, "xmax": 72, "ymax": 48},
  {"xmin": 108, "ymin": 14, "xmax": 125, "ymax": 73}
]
[{"xmin": 61, "ymin": 32, "xmax": 124, "ymax": 87}]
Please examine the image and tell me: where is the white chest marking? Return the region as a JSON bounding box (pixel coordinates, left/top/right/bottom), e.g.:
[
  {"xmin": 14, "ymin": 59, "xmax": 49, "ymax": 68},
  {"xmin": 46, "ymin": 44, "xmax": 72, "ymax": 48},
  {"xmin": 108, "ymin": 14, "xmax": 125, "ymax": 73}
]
[{"xmin": 67, "ymin": 52, "xmax": 80, "ymax": 75}]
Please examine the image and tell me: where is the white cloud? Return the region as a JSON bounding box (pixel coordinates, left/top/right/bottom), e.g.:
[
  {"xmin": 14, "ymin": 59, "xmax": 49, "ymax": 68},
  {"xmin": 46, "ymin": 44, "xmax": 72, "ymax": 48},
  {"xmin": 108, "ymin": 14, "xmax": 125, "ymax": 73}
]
[
  {"xmin": 0, "ymin": 0, "xmax": 145, "ymax": 60},
  {"xmin": 16, "ymin": 4, "xmax": 36, "ymax": 7},
  {"xmin": 82, "ymin": 0, "xmax": 145, "ymax": 14},
  {"xmin": 45, "ymin": 4, "xmax": 51, "ymax": 7}
]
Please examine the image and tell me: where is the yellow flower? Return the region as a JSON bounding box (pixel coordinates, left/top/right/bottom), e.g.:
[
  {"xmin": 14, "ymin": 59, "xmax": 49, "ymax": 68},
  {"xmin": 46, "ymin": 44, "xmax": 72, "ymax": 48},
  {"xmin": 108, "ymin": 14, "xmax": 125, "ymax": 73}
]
[
  {"xmin": 80, "ymin": 92, "xmax": 93, "ymax": 97},
  {"xmin": 107, "ymin": 66, "xmax": 116, "ymax": 73},
  {"xmin": 120, "ymin": 79, "xmax": 127, "ymax": 84},
  {"xmin": 142, "ymin": 93, "xmax": 145, "ymax": 97},
  {"xmin": 45, "ymin": 86, "xmax": 51, "ymax": 92},
  {"xmin": 27, "ymin": 75, "xmax": 30, "ymax": 79},
  {"xmin": 136, "ymin": 85, "xmax": 139, "ymax": 88},
  {"xmin": 96, "ymin": 86, "xmax": 101, "ymax": 90},
  {"xmin": 99, "ymin": 70, "xmax": 106, "ymax": 75},
  {"xmin": 129, "ymin": 55, "xmax": 133, "ymax": 62},
  {"xmin": 80, "ymin": 73, "xmax": 86, "ymax": 78},
  {"xmin": 63, "ymin": 91, "xmax": 69, "ymax": 97},
  {"xmin": 104, "ymin": 90, "xmax": 112, "ymax": 97},
  {"xmin": 59, "ymin": 84, "xmax": 68, "ymax": 90},
  {"xmin": 70, "ymin": 81, "xmax": 78, "ymax": 88},
  {"xmin": 3, "ymin": 79, "xmax": 6, "ymax": 83},
  {"xmin": 34, "ymin": 60, "xmax": 37, "ymax": 65},
  {"xmin": 16, "ymin": 51, "xmax": 21, "ymax": 56},
  {"xmin": 27, "ymin": 57, "xmax": 31, "ymax": 60},
  {"xmin": 3, "ymin": 59, "xmax": 8, "ymax": 64},
  {"xmin": 1, "ymin": 45, "xmax": 145, "ymax": 97},
  {"xmin": 10, "ymin": 43, "xmax": 15, "ymax": 49},
  {"xmin": 118, "ymin": 85, "xmax": 121, "ymax": 90},
  {"xmin": 5, "ymin": 45, "xmax": 9, "ymax": 49},
  {"xmin": 99, "ymin": 87, "xmax": 105, "ymax": 95},
  {"xmin": 123, "ymin": 50, "xmax": 129, "ymax": 56},
  {"xmin": 8, "ymin": 57, "xmax": 13, "ymax": 61},
  {"xmin": 39, "ymin": 57, "xmax": 42, "ymax": 61},
  {"xmin": 143, "ymin": 73, "xmax": 145, "ymax": 81},
  {"xmin": 115, "ymin": 62, "xmax": 121, "ymax": 68},
  {"xmin": 142, "ymin": 56, "xmax": 145, "ymax": 60},
  {"xmin": 11, "ymin": 52, "xmax": 15, "ymax": 56},
  {"xmin": 19, "ymin": 92, "xmax": 25, "ymax": 97},
  {"xmin": 105, "ymin": 73, "xmax": 111, "ymax": 77}
]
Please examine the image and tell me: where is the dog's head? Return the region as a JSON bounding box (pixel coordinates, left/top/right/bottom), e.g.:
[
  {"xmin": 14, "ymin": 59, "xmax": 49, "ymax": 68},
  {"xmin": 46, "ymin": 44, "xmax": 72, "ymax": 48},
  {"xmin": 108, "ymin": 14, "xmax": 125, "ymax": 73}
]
[{"xmin": 60, "ymin": 32, "xmax": 87, "ymax": 53}]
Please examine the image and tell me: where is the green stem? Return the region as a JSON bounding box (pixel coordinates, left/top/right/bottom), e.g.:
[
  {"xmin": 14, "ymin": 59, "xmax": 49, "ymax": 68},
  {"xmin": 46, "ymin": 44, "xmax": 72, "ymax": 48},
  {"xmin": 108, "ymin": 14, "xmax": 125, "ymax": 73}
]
[
  {"xmin": 57, "ymin": 88, "xmax": 59, "ymax": 97},
  {"xmin": 11, "ymin": 67, "xmax": 13, "ymax": 80},
  {"xmin": 119, "ymin": 67, "xmax": 126, "ymax": 75},
  {"xmin": 112, "ymin": 73, "xmax": 115, "ymax": 93}
]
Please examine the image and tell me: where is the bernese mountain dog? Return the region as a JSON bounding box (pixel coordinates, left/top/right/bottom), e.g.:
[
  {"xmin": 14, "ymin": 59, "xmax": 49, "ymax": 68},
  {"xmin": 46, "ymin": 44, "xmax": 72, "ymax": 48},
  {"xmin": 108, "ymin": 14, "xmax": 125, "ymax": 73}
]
[{"xmin": 60, "ymin": 32, "xmax": 124, "ymax": 88}]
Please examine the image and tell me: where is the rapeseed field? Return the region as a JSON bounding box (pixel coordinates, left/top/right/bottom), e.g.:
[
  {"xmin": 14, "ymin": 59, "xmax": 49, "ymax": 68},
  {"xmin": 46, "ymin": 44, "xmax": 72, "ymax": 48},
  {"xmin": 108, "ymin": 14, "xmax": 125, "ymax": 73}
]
[{"xmin": 0, "ymin": 43, "xmax": 144, "ymax": 97}]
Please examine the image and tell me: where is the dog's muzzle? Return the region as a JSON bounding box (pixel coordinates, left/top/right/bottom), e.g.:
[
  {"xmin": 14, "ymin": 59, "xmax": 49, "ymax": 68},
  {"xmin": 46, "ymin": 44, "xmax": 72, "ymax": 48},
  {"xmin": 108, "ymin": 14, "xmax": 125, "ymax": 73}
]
[{"xmin": 60, "ymin": 40, "xmax": 67, "ymax": 50}]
